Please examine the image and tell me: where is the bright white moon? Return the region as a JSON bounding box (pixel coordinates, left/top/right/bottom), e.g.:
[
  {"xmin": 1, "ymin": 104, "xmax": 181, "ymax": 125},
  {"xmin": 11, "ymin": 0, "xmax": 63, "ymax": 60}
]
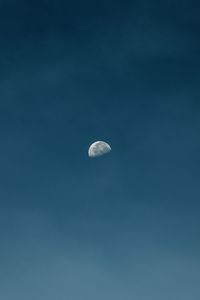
[{"xmin": 88, "ymin": 141, "xmax": 111, "ymax": 158}]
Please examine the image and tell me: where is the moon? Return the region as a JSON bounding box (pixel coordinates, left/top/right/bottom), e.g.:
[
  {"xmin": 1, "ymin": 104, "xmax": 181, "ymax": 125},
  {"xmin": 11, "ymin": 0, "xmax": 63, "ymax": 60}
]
[{"xmin": 88, "ymin": 141, "xmax": 111, "ymax": 158}]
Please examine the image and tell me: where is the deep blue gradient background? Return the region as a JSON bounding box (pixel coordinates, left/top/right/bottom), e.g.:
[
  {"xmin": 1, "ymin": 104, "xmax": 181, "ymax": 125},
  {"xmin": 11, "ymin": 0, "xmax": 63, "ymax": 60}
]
[{"xmin": 0, "ymin": 0, "xmax": 200, "ymax": 299}]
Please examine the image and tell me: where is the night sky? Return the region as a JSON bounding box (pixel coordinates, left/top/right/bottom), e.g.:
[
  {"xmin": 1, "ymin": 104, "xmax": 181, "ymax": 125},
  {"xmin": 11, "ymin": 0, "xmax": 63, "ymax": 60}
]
[{"xmin": 0, "ymin": 0, "xmax": 200, "ymax": 299}]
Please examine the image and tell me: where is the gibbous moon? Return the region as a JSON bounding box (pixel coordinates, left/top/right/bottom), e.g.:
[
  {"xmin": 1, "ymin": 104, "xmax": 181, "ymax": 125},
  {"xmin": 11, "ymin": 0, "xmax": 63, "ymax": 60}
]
[{"xmin": 88, "ymin": 141, "xmax": 111, "ymax": 158}]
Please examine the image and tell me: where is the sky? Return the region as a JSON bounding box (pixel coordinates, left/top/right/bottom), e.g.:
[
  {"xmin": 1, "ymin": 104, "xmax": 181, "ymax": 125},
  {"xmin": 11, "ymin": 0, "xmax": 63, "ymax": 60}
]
[{"xmin": 0, "ymin": 0, "xmax": 200, "ymax": 299}]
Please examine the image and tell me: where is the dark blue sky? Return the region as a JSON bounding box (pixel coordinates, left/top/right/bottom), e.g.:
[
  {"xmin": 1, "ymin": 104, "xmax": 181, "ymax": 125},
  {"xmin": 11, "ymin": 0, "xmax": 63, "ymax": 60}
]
[{"xmin": 0, "ymin": 0, "xmax": 200, "ymax": 299}]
